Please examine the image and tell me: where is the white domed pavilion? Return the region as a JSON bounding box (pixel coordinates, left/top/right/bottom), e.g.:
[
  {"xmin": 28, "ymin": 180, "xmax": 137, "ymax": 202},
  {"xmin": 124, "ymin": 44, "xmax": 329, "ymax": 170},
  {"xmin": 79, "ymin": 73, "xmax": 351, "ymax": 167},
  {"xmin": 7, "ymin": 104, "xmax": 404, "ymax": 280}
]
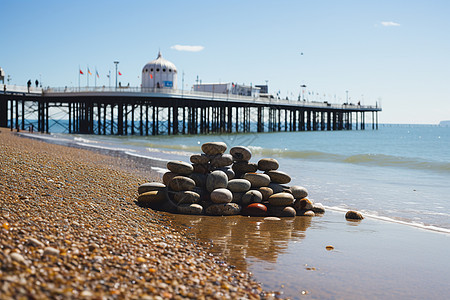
[{"xmin": 141, "ymin": 51, "xmax": 177, "ymax": 89}]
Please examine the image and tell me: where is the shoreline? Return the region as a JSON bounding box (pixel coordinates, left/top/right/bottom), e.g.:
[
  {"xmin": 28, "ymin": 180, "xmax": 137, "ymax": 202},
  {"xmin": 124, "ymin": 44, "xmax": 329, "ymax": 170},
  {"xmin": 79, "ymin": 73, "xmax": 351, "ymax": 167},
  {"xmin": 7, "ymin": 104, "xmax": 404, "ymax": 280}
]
[{"xmin": 0, "ymin": 128, "xmax": 274, "ymax": 299}]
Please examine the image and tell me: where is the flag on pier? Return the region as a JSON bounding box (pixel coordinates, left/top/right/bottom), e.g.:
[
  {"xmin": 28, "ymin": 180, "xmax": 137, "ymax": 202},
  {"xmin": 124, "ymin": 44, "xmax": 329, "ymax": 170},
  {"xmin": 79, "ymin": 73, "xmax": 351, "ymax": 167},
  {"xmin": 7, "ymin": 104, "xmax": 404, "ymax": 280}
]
[
  {"xmin": 96, "ymin": 70, "xmax": 99, "ymax": 78},
  {"xmin": 150, "ymin": 74, "xmax": 153, "ymax": 79},
  {"xmin": 88, "ymin": 68, "xmax": 92, "ymax": 75},
  {"xmin": 118, "ymin": 71, "xmax": 122, "ymax": 76},
  {"xmin": 79, "ymin": 69, "xmax": 84, "ymax": 75}
]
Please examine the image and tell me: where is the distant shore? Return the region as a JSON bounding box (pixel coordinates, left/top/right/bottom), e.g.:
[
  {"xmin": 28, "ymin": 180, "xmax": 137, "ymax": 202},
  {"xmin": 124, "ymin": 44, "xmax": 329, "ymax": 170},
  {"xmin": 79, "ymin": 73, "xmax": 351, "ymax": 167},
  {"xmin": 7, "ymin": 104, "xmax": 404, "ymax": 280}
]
[{"xmin": 0, "ymin": 128, "xmax": 272, "ymax": 299}]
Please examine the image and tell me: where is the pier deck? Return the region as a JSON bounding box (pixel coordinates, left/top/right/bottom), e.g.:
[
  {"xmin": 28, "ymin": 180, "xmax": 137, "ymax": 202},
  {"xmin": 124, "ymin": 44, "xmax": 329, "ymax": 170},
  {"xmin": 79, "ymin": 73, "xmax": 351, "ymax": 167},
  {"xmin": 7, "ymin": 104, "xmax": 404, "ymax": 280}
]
[{"xmin": 1, "ymin": 86, "xmax": 381, "ymax": 135}]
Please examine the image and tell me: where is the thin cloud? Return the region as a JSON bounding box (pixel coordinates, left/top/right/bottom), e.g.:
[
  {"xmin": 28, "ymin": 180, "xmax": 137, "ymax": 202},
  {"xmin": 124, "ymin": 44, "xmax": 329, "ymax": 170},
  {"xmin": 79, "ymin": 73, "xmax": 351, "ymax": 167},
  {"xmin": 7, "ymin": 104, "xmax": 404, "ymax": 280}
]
[
  {"xmin": 171, "ymin": 45, "xmax": 205, "ymax": 52},
  {"xmin": 381, "ymin": 21, "xmax": 400, "ymax": 27}
]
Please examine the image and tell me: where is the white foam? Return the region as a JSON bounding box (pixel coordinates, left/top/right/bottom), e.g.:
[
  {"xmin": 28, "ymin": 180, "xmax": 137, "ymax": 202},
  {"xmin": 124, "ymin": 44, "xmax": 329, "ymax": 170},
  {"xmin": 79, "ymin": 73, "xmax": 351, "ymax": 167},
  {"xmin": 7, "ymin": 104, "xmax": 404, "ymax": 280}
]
[
  {"xmin": 124, "ymin": 151, "xmax": 170, "ymax": 163},
  {"xmin": 325, "ymin": 205, "xmax": 450, "ymax": 234}
]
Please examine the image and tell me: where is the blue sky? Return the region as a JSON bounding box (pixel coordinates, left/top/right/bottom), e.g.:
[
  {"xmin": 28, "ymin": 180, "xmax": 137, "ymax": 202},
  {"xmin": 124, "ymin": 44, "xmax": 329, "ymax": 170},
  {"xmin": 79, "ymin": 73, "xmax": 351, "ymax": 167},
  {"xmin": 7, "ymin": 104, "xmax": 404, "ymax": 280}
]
[{"xmin": 1, "ymin": 0, "xmax": 449, "ymax": 124}]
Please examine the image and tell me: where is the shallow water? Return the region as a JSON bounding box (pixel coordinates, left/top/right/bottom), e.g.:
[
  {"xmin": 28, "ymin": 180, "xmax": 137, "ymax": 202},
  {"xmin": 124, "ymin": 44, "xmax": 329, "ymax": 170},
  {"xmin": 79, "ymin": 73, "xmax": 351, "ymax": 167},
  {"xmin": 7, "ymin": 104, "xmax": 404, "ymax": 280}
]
[{"xmin": 165, "ymin": 211, "xmax": 450, "ymax": 299}]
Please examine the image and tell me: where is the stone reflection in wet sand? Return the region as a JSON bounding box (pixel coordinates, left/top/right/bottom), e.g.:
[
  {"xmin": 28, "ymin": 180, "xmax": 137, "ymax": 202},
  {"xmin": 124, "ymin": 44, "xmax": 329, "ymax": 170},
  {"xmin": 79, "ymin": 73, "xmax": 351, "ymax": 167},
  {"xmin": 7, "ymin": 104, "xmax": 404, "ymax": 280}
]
[{"xmin": 167, "ymin": 214, "xmax": 313, "ymax": 271}]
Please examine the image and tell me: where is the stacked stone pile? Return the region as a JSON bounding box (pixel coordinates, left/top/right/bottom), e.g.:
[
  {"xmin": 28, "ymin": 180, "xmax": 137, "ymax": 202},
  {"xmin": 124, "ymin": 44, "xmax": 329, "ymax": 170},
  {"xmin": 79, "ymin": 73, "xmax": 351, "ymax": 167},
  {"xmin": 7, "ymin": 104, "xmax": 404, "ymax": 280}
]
[{"xmin": 137, "ymin": 142, "xmax": 325, "ymax": 217}]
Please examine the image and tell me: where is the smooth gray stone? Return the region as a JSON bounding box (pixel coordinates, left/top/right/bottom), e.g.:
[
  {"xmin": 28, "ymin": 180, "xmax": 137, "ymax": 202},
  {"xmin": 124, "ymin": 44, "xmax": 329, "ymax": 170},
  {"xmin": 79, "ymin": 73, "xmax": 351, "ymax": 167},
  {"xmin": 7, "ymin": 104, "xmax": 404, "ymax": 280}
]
[
  {"xmin": 167, "ymin": 160, "xmax": 194, "ymax": 175},
  {"xmin": 201, "ymin": 142, "xmax": 227, "ymax": 155},
  {"xmin": 231, "ymin": 192, "xmax": 244, "ymax": 204},
  {"xmin": 268, "ymin": 192, "xmax": 295, "ymax": 206},
  {"xmin": 257, "ymin": 158, "xmax": 279, "ymax": 171},
  {"xmin": 293, "ymin": 197, "xmax": 314, "ymax": 211},
  {"xmin": 230, "ymin": 146, "xmax": 252, "ymax": 161},
  {"xmin": 241, "ymin": 190, "xmax": 263, "ymax": 206},
  {"xmin": 210, "ymin": 154, "xmax": 233, "ymax": 168},
  {"xmin": 269, "ymin": 206, "xmax": 296, "ymax": 217},
  {"xmin": 214, "ymin": 166, "xmax": 235, "ymax": 180},
  {"xmin": 138, "ymin": 182, "xmax": 166, "ymax": 195},
  {"xmin": 190, "ymin": 154, "xmax": 209, "ymax": 164},
  {"xmin": 177, "ymin": 204, "xmax": 203, "ymax": 215},
  {"xmin": 266, "ymin": 170, "xmax": 291, "ymax": 184},
  {"xmin": 206, "ymin": 170, "xmax": 228, "ymax": 192},
  {"xmin": 243, "ymin": 173, "xmax": 271, "ymax": 188},
  {"xmin": 232, "ymin": 161, "xmax": 258, "ymax": 174},
  {"xmin": 174, "ymin": 191, "xmax": 201, "ymax": 204},
  {"xmin": 290, "ymin": 186, "xmax": 309, "ymax": 199},
  {"xmin": 169, "ymin": 176, "xmax": 196, "ymax": 191},
  {"xmin": 162, "ymin": 172, "xmax": 177, "ymax": 186},
  {"xmin": 210, "ymin": 188, "xmax": 233, "ymax": 204},
  {"xmin": 205, "ymin": 203, "xmax": 241, "ymax": 216},
  {"xmin": 227, "ymin": 179, "xmax": 251, "ymax": 193},
  {"xmin": 312, "ymin": 203, "xmax": 326, "ymax": 214},
  {"xmin": 259, "ymin": 187, "xmax": 274, "ymax": 201}
]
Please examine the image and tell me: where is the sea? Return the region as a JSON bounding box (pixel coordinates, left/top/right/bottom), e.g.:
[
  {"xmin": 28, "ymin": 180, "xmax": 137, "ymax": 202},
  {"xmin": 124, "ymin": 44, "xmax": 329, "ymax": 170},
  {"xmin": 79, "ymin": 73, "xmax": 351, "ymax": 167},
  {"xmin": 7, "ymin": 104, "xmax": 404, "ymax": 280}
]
[{"xmin": 25, "ymin": 124, "xmax": 450, "ymax": 233}]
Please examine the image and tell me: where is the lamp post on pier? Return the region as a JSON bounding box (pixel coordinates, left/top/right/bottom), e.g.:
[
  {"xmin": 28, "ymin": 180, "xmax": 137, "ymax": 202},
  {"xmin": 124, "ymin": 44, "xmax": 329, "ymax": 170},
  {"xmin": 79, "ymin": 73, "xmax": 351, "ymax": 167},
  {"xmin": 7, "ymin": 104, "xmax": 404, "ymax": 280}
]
[
  {"xmin": 114, "ymin": 61, "xmax": 119, "ymax": 90},
  {"xmin": 300, "ymin": 84, "xmax": 307, "ymax": 101}
]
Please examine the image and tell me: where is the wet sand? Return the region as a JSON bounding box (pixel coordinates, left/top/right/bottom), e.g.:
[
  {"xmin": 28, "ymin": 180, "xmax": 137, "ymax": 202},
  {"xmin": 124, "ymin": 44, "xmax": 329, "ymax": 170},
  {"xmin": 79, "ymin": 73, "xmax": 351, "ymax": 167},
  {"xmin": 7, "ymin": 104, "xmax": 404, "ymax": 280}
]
[{"xmin": 2, "ymin": 128, "xmax": 450, "ymax": 299}]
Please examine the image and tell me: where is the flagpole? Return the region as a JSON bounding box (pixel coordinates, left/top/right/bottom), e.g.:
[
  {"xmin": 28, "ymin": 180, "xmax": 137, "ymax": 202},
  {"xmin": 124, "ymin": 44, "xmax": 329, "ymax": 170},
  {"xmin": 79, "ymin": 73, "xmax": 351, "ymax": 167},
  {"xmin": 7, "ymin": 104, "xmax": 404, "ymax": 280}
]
[
  {"xmin": 87, "ymin": 66, "xmax": 89, "ymax": 88},
  {"xmin": 78, "ymin": 65, "xmax": 80, "ymax": 91},
  {"xmin": 95, "ymin": 68, "xmax": 97, "ymax": 88}
]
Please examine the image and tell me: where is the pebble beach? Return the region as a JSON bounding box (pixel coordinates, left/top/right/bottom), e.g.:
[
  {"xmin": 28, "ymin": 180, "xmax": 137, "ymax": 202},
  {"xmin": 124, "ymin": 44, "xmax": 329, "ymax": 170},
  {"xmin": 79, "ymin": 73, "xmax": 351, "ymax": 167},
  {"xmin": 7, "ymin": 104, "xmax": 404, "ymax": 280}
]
[{"xmin": 0, "ymin": 129, "xmax": 273, "ymax": 299}]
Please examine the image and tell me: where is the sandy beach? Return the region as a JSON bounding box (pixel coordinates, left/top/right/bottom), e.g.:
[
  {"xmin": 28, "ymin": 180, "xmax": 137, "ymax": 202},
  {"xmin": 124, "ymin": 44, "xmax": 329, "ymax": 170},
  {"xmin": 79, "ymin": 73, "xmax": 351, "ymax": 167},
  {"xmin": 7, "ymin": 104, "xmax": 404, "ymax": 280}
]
[
  {"xmin": 0, "ymin": 128, "xmax": 270, "ymax": 299},
  {"xmin": 2, "ymin": 128, "xmax": 450, "ymax": 300}
]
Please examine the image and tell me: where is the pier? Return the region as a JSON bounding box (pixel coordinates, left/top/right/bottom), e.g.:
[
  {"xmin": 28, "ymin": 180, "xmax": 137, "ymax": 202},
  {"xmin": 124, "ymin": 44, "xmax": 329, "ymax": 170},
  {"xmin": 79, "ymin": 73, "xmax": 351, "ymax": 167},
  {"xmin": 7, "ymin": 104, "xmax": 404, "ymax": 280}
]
[{"xmin": 0, "ymin": 86, "xmax": 381, "ymax": 135}]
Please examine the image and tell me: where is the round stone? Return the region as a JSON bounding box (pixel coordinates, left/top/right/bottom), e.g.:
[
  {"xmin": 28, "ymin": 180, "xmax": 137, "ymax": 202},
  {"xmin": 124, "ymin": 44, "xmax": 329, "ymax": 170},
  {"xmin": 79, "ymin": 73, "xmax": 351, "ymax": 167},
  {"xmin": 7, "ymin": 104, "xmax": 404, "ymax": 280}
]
[
  {"xmin": 312, "ymin": 203, "xmax": 326, "ymax": 214},
  {"xmin": 160, "ymin": 198, "xmax": 178, "ymax": 213},
  {"xmin": 167, "ymin": 160, "xmax": 194, "ymax": 175},
  {"xmin": 177, "ymin": 204, "xmax": 203, "ymax": 215},
  {"xmin": 242, "ymin": 203, "xmax": 268, "ymax": 217},
  {"xmin": 280, "ymin": 206, "xmax": 296, "ymax": 217},
  {"xmin": 205, "ymin": 203, "xmax": 241, "ymax": 216},
  {"xmin": 243, "ymin": 173, "xmax": 271, "ymax": 188},
  {"xmin": 227, "ymin": 179, "xmax": 251, "ymax": 193},
  {"xmin": 190, "ymin": 154, "xmax": 209, "ymax": 164},
  {"xmin": 169, "ymin": 176, "xmax": 196, "ymax": 191},
  {"xmin": 264, "ymin": 216, "xmax": 281, "ymax": 221},
  {"xmin": 137, "ymin": 190, "xmax": 167, "ymax": 206},
  {"xmin": 193, "ymin": 163, "xmax": 209, "ymax": 174},
  {"xmin": 293, "ymin": 198, "xmax": 314, "ymax": 211},
  {"xmin": 258, "ymin": 158, "xmax": 279, "ymax": 171},
  {"xmin": 206, "ymin": 170, "xmax": 228, "ymax": 192},
  {"xmin": 290, "ymin": 186, "xmax": 309, "ymax": 199},
  {"xmin": 268, "ymin": 192, "xmax": 295, "ymax": 206},
  {"xmin": 215, "ymin": 166, "xmax": 235, "ymax": 180},
  {"xmin": 266, "ymin": 170, "xmax": 291, "ymax": 184},
  {"xmin": 162, "ymin": 172, "xmax": 177, "ymax": 186},
  {"xmin": 259, "ymin": 187, "xmax": 274, "ymax": 201},
  {"xmin": 241, "ymin": 190, "xmax": 263, "ymax": 206},
  {"xmin": 189, "ymin": 173, "xmax": 207, "ymax": 187},
  {"xmin": 174, "ymin": 191, "xmax": 201, "ymax": 204},
  {"xmin": 210, "ymin": 154, "xmax": 233, "ymax": 168},
  {"xmin": 138, "ymin": 182, "xmax": 166, "ymax": 195},
  {"xmin": 210, "ymin": 188, "xmax": 233, "ymax": 204},
  {"xmin": 268, "ymin": 182, "xmax": 291, "ymax": 194},
  {"xmin": 232, "ymin": 161, "xmax": 258, "ymax": 174},
  {"xmin": 297, "ymin": 210, "xmax": 315, "ymax": 217},
  {"xmin": 345, "ymin": 210, "xmax": 364, "ymax": 220},
  {"xmin": 269, "ymin": 206, "xmax": 296, "ymax": 218},
  {"xmin": 230, "ymin": 146, "xmax": 252, "ymax": 161},
  {"xmin": 202, "ymin": 142, "xmax": 227, "ymax": 155}
]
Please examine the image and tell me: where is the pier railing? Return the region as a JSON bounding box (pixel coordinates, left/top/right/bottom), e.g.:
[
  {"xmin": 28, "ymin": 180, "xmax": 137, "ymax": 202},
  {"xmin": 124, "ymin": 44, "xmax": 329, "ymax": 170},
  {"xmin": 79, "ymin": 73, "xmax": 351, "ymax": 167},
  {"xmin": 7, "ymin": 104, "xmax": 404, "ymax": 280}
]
[{"xmin": 41, "ymin": 86, "xmax": 380, "ymax": 111}]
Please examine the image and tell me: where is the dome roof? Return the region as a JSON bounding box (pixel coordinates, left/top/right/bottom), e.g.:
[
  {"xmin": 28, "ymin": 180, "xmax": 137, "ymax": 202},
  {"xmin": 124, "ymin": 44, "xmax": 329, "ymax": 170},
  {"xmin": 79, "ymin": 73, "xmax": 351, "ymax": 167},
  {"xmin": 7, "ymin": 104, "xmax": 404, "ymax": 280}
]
[{"xmin": 142, "ymin": 51, "xmax": 177, "ymax": 73}]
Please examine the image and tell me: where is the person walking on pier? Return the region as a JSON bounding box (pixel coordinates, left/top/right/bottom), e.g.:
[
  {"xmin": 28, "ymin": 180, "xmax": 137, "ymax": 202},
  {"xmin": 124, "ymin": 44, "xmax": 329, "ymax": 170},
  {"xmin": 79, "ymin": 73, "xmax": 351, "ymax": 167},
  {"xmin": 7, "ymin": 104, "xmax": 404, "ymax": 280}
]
[
  {"xmin": 27, "ymin": 80, "xmax": 31, "ymax": 92},
  {"xmin": 35, "ymin": 79, "xmax": 39, "ymax": 88}
]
